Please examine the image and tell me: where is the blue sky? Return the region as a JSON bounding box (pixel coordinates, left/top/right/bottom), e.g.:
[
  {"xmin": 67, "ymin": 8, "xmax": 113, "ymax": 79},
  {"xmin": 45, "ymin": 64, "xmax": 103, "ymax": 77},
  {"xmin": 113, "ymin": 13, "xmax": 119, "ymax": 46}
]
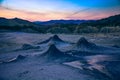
[{"xmin": 0, "ymin": 0, "xmax": 120, "ymax": 21}]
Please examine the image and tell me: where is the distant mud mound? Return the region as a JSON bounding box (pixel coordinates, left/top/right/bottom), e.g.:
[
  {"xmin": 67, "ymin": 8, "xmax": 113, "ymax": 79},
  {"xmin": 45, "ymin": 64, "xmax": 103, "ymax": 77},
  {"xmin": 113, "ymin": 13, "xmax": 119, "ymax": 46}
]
[
  {"xmin": 112, "ymin": 45, "xmax": 120, "ymax": 48},
  {"xmin": 50, "ymin": 35, "xmax": 64, "ymax": 42},
  {"xmin": 72, "ymin": 37, "xmax": 120, "ymax": 54},
  {"xmin": 15, "ymin": 44, "xmax": 40, "ymax": 51},
  {"xmin": 16, "ymin": 55, "xmax": 26, "ymax": 60},
  {"xmin": 22, "ymin": 44, "xmax": 40, "ymax": 50},
  {"xmin": 75, "ymin": 37, "xmax": 96, "ymax": 49},
  {"xmin": 39, "ymin": 44, "xmax": 77, "ymax": 62},
  {"xmin": 1, "ymin": 55, "xmax": 26, "ymax": 63},
  {"xmin": 38, "ymin": 35, "xmax": 72, "ymax": 45}
]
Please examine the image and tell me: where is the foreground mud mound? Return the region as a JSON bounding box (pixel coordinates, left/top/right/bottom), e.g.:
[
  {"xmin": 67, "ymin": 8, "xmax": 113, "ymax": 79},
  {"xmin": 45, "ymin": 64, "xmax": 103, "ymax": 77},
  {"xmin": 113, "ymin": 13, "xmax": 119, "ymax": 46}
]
[
  {"xmin": 72, "ymin": 37, "xmax": 120, "ymax": 54},
  {"xmin": 39, "ymin": 44, "xmax": 77, "ymax": 62}
]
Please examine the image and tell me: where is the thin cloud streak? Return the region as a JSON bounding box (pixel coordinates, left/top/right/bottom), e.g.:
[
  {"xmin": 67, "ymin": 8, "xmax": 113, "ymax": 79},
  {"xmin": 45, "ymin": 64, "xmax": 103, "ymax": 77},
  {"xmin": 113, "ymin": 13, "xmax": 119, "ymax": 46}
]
[
  {"xmin": 0, "ymin": 6, "xmax": 47, "ymax": 21},
  {"xmin": 0, "ymin": 6, "xmax": 46, "ymax": 15},
  {"xmin": 66, "ymin": 8, "xmax": 90, "ymax": 19},
  {"xmin": 0, "ymin": 6, "xmax": 69, "ymax": 21},
  {"xmin": 72, "ymin": 8, "xmax": 90, "ymax": 15}
]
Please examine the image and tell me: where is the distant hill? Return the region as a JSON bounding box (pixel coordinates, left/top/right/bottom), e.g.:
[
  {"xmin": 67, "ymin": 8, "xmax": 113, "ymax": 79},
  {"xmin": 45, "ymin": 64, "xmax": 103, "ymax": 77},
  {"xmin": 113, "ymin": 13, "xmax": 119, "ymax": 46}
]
[
  {"xmin": 0, "ymin": 17, "xmax": 37, "ymax": 27},
  {"xmin": 33, "ymin": 20, "xmax": 94, "ymax": 25},
  {"xmin": 79, "ymin": 14, "xmax": 120, "ymax": 27},
  {"xmin": 0, "ymin": 17, "xmax": 43, "ymax": 32},
  {"xmin": 0, "ymin": 14, "xmax": 120, "ymax": 33},
  {"xmin": 34, "ymin": 14, "xmax": 120, "ymax": 27}
]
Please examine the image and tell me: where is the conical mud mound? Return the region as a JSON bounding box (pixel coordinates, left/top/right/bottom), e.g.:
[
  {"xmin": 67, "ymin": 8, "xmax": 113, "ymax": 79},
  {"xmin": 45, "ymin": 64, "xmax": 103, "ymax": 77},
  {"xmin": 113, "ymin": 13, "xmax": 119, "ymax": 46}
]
[
  {"xmin": 42, "ymin": 44, "xmax": 64, "ymax": 58},
  {"xmin": 41, "ymin": 44, "xmax": 69, "ymax": 58},
  {"xmin": 77, "ymin": 37, "xmax": 88, "ymax": 44},
  {"xmin": 40, "ymin": 44, "xmax": 77, "ymax": 62},
  {"xmin": 75, "ymin": 37, "xmax": 96, "ymax": 49},
  {"xmin": 38, "ymin": 35, "xmax": 70, "ymax": 45},
  {"xmin": 73, "ymin": 37, "xmax": 120, "ymax": 54},
  {"xmin": 50, "ymin": 35, "xmax": 63, "ymax": 42},
  {"xmin": 16, "ymin": 55, "xmax": 26, "ymax": 60}
]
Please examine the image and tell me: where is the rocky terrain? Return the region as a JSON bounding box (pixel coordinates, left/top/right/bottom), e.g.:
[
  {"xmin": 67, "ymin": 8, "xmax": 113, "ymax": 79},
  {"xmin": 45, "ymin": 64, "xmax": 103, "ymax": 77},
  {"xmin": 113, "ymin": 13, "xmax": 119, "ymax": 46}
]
[{"xmin": 0, "ymin": 32, "xmax": 120, "ymax": 80}]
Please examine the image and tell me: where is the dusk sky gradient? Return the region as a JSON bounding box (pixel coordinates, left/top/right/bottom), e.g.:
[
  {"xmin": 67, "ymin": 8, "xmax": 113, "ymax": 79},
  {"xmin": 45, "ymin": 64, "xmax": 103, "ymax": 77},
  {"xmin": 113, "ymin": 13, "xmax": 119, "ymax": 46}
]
[{"xmin": 0, "ymin": 0, "xmax": 120, "ymax": 21}]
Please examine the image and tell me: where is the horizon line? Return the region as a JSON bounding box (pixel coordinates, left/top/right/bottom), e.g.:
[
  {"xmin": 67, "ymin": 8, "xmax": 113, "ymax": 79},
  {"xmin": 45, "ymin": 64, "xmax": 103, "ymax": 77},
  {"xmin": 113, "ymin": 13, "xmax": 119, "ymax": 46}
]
[{"xmin": 0, "ymin": 13, "xmax": 120, "ymax": 22}]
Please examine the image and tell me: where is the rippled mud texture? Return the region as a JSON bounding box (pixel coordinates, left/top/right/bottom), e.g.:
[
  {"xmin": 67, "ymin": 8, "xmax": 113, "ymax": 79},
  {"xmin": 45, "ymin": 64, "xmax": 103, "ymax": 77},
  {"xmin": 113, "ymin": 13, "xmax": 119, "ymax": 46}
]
[{"xmin": 0, "ymin": 32, "xmax": 120, "ymax": 80}]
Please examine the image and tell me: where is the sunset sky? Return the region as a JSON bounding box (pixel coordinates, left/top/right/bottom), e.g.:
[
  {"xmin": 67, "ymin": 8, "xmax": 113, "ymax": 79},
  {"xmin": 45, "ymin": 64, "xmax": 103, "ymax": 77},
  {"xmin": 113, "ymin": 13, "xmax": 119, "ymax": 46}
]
[{"xmin": 0, "ymin": 0, "xmax": 120, "ymax": 21}]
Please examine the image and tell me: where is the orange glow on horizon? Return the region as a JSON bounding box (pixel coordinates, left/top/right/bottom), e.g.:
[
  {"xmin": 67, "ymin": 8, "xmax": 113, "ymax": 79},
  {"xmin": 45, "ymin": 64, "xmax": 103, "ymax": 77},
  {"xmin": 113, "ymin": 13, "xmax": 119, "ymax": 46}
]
[{"xmin": 0, "ymin": 7, "xmax": 117, "ymax": 21}]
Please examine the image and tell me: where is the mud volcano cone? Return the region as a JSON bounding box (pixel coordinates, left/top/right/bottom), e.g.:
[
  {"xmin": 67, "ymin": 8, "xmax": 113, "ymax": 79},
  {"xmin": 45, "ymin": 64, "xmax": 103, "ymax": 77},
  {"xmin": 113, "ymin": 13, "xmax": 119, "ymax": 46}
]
[
  {"xmin": 73, "ymin": 37, "xmax": 120, "ymax": 54},
  {"xmin": 16, "ymin": 55, "xmax": 26, "ymax": 60},
  {"xmin": 77, "ymin": 37, "xmax": 89, "ymax": 46},
  {"xmin": 76, "ymin": 37, "xmax": 96, "ymax": 48},
  {"xmin": 38, "ymin": 35, "xmax": 64, "ymax": 44},
  {"xmin": 40, "ymin": 44, "xmax": 77, "ymax": 61},
  {"xmin": 50, "ymin": 35, "xmax": 63, "ymax": 42},
  {"xmin": 41, "ymin": 44, "xmax": 66, "ymax": 58}
]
